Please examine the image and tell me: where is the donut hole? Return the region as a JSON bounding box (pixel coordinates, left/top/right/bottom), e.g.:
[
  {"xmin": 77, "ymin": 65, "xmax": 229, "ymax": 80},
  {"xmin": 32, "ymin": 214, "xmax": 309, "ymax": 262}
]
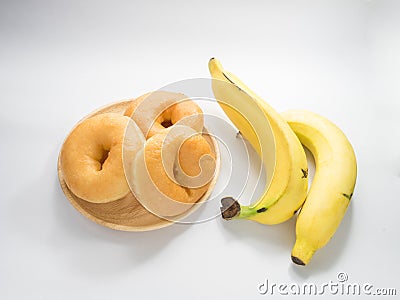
[
  {"xmin": 98, "ymin": 148, "xmax": 110, "ymax": 171},
  {"xmin": 161, "ymin": 119, "xmax": 173, "ymax": 128}
]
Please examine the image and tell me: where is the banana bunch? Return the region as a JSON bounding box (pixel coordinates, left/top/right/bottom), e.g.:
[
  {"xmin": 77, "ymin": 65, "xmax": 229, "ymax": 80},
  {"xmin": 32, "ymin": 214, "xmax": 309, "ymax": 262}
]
[{"xmin": 209, "ymin": 58, "xmax": 357, "ymax": 266}]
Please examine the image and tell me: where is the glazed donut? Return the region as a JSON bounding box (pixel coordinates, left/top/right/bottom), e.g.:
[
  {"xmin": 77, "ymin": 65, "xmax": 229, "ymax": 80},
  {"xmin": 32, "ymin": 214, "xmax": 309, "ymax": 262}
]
[
  {"xmin": 60, "ymin": 113, "xmax": 145, "ymax": 203},
  {"xmin": 124, "ymin": 91, "xmax": 204, "ymax": 139},
  {"xmin": 131, "ymin": 126, "xmax": 216, "ymax": 217}
]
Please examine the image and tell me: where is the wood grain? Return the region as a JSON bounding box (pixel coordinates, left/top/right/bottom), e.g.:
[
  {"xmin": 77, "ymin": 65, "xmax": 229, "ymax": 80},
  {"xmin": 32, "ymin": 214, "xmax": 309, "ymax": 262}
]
[{"xmin": 58, "ymin": 100, "xmax": 220, "ymax": 231}]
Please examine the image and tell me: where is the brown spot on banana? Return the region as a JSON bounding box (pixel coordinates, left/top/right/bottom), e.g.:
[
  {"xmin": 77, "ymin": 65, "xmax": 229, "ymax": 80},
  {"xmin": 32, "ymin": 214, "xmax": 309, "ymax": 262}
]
[
  {"xmin": 222, "ymin": 73, "xmax": 243, "ymax": 92},
  {"xmin": 301, "ymin": 168, "xmax": 308, "ymax": 179},
  {"xmin": 342, "ymin": 192, "xmax": 353, "ymax": 200},
  {"xmin": 256, "ymin": 207, "xmax": 267, "ymax": 213}
]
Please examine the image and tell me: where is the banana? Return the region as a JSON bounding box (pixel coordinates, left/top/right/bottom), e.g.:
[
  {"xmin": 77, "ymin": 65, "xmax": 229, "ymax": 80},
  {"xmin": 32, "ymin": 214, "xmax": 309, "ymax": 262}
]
[
  {"xmin": 282, "ymin": 110, "xmax": 357, "ymax": 265},
  {"xmin": 209, "ymin": 58, "xmax": 308, "ymax": 224}
]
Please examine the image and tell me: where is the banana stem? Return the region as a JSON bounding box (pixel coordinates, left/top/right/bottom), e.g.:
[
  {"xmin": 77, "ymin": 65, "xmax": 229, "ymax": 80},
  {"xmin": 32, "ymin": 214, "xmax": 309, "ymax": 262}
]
[
  {"xmin": 220, "ymin": 197, "xmax": 267, "ymax": 220},
  {"xmin": 236, "ymin": 205, "xmax": 260, "ymax": 219},
  {"xmin": 220, "ymin": 197, "xmax": 241, "ymax": 219}
]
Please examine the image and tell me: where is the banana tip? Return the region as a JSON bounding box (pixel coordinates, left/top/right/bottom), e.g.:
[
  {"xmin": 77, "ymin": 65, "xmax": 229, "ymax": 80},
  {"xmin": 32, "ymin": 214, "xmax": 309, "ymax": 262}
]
[{"xmin": 291, "ymin": 255, "xmax": 306, "ymax": 266}]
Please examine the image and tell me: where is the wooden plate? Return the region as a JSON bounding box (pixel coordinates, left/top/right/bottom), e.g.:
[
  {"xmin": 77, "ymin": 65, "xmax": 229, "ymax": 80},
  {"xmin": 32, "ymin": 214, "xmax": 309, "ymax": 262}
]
[{"xmin": 58, "ymin": 100, "xmax": 220, "ymax": 231}]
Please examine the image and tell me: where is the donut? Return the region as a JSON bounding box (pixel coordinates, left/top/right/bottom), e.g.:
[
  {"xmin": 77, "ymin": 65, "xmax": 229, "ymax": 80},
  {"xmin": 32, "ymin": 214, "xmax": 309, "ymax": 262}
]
[
  {"xmin": 130, "ymin": 125, "xmax": 216, "ymax": 217},
  {"xmin": 124, "ymin": 91, "xmax": 204, "ymax": 139},
  {"xmin": 60, "ymin": 113, "xmax": 145, "ymax": 203}
]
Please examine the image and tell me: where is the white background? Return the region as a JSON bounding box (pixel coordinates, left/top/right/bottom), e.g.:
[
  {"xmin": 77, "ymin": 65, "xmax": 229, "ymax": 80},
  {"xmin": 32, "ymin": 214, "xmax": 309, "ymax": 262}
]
[{"xmin": 1, "ymin": 0, "xmax": 399, "ymax": 299}]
